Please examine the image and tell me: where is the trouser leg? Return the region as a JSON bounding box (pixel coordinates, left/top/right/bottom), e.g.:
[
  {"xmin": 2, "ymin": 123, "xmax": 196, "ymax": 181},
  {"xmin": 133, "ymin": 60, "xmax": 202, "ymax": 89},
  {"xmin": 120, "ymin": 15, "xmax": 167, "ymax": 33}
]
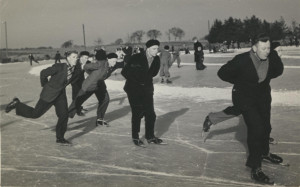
[
  {"xmin": 259, "ymin": 102, "xmax": 271, "ymax": 156},
  {"xmin": 127, "ymin": 92, "xmax": 144, "ymax": 139},
  {"xmin": 75, "ymin": 90, "xmax": 93, "ymax": 111},
  {"xmin": 95, "ymin": 90, "xmax": 110, "ymax": 119},
  {"xmin": 241, "ymin": 106, "xmax": 266, "ymax": 169},
  {"xmin": 208, "ymin": 106, "xmax": 241, "ymax": 124},
  {"xmin": 143, "ymin": 93, "xmax": 156, "ymax": 139},
  {"xmin": 54, "ymin": 92, "xmax": 69, "ymax": 140},
  {"xmin": 16, "ymin": 99, "xmax": 52, "ymax": 119}
]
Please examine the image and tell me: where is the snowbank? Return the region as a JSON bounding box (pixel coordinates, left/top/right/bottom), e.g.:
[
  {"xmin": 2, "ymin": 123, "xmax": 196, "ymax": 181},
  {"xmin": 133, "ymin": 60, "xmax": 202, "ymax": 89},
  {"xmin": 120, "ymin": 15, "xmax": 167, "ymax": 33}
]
[{"xmin": 29, "ymin": 62, "xmax": 300, "ymax": 107}]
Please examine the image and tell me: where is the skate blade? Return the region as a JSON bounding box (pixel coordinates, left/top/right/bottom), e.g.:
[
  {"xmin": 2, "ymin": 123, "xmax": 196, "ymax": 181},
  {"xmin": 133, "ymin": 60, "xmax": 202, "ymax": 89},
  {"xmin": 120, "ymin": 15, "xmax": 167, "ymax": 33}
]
[
  {"xmin": 57, "ymin": 143, "xmax": 73, "ymax": 146},
  {"xmin": 202, "ymin": 131, "xmax": 209, "ymax": 142},
  {"xmin": 269, "ymin": 140, "xmax": 278, "ymax": 145},
  {"xmin": 263, "ymin": 159, "xmax": 289, "ymax": 167}
]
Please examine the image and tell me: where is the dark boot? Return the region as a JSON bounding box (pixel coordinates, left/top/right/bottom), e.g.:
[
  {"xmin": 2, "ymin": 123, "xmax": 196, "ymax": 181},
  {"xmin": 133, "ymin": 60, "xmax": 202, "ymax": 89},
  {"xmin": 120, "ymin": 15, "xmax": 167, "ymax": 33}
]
[
  {"xmin": 251, "ymin": 167, "xmax": 274, "ymax": 185},
  {"xmin": 262, "ymin": 153, "xmax": 283, "ymax": 164},
  {"xmin": 202, "ymin": 116, "xmax": 213, "ymax": 132},
  {"xmin": 5, "ymin": 98, "xmax": 20, "ymax": 113}
]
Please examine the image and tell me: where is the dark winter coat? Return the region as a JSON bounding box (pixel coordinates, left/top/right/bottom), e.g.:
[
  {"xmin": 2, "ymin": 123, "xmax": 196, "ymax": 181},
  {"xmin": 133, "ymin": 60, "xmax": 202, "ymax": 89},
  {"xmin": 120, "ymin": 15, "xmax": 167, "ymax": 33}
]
[
  {"xmin": 40, "ymin": 63, "xmax": 80, "ymax": 102},
  {"xmin": 121, "ymin": 52, "xmax": 160, "ymax": 94},
  {"xmin": 218, "ymin": 50, "xmax": 283, "ymax": 108}
]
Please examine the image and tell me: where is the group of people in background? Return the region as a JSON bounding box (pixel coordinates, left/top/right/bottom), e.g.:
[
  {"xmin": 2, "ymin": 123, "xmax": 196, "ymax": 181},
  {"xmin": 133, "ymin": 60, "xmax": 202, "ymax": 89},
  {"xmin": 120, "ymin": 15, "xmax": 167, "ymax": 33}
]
[{"xmin": 6, "ymin": 33, "xmax": 286, "ymax": 184}]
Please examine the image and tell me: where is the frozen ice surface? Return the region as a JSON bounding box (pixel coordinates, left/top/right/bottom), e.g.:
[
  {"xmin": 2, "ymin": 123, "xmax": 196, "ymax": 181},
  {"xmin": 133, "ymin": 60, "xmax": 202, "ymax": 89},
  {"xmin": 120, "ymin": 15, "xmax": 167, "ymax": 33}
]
[{"xmin": 1, "ymin": 48, "xmax": 299, "ymax": 186}]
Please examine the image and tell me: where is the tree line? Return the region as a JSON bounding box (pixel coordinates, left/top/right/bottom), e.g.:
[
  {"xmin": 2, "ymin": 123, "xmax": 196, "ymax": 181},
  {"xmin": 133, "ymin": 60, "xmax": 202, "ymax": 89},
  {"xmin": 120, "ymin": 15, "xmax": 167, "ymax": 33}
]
[
  {"xmin": 205, "ymin": 15, "xmax": 300, "ymax": 44},
  {"xmin": 61, "ymin": 27, "xmax": 186, "ymax": 48}
]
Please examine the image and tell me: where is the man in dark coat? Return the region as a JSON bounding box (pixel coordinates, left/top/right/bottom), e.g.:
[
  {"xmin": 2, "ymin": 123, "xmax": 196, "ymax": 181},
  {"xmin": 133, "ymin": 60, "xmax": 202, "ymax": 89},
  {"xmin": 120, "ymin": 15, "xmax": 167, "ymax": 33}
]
[
  {"xmin": 5, "ymin": 51, "xmax": 80, "ymax": 145},
  {"xmin": 217, "ymin": 34, "xmax": 284, "ymax": 184},
  {"xmin": 54, "ymin": 51, "xmax": 61, "ymax": 64},
  {"xmin": 68, "ymin": 51, "xmax": 118, "ymax": 127},
  {"xmin": 71, "ymin": 51, "xmax": 90, "ymax": 116},
  {"xmin": 121, "ymin": 39, "xmax": 163, "ymax": 147},
  {"xmin": 202, "ymin": 42, "xmax": 283, "ymax": 142},
  {"xmin": 28, "ymin": 53, "xmax": 39, "ymax": 66}
]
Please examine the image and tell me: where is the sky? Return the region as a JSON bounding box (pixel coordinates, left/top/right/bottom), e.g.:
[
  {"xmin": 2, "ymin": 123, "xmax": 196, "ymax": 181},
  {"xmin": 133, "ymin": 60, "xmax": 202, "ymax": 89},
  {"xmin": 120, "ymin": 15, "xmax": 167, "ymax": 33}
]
[{"xmin": 0, "ymin": 0, "xmax": 300, "ymax": 49}]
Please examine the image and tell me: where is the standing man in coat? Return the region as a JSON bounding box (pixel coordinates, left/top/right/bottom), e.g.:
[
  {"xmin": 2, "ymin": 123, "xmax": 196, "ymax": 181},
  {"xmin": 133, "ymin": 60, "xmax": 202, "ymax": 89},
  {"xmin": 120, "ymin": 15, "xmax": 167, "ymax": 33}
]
[
  {"xmin": 217, "ymin": 33, "xmax": 284, "ymax": 184},
  {"xmin": 54, "ymin": 51, "xmax": 61, "ymax": 64},
  {"xmin": 159, "ymin": 45, "xmax": 172, "ymax": 83},
  {"xmin": 121, "ymin": 39, "xmax": 164, "ymax": 147},
  {"xmin": 28, "ymin": 53, "xmax": 39, "ymax": 66},
  {"xmin": 5, "ymin": 51, "xmax": 79, "ymax": 145}
]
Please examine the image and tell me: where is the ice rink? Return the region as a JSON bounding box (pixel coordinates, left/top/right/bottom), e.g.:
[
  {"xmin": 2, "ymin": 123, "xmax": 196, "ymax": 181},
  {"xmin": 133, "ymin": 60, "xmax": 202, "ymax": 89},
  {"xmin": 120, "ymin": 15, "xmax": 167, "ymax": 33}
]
[{"xmin": 1, "ymin": 48, "xmax": 300, "ymax": 186}]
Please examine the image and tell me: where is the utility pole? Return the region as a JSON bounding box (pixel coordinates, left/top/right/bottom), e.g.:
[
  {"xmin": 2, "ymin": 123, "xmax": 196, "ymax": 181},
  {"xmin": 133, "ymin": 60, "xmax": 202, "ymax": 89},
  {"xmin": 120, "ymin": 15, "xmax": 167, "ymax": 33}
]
[
  {"xmin": 208, "ymin": 20, "xmax": 210, "ymax": 34},
  {"xmin": 2, "ymin": 21, "xmax": 8, "ymax": 57},
  {"xmin": 82, "ymin": 24, "xmax": 86, "ymax": 50}
]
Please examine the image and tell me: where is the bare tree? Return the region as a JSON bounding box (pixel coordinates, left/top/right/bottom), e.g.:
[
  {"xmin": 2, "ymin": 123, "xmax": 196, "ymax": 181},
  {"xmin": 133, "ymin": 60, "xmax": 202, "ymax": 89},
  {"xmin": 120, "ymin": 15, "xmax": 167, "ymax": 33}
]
[
  {"xmin": 115, "ymin": 38, "xmax": 123, "ymax": 45},
  {"xmin": 61, "ymin": 40, "xmax": 73, "ymax": 48},
  {"xmin": 94, "ymin": 38, "xmax": 103, "ymax": 47},
  {"xmin": 165, "ymin": 30, "xmax": 171, "ymax": 42},
  {"xmin": 147, "ymin": 29, "xmax": 162, "ymax": 39},
  {"xmin": 177, "ymin": 28, "xmax": 185, "ymax": 41},
  {"xmin": 131, "ymin": 30, "xmax": 145, "ymax": 43},
  {"xmin": 169, "ymin": 27, "xmax": 185, "ymax": 41}
]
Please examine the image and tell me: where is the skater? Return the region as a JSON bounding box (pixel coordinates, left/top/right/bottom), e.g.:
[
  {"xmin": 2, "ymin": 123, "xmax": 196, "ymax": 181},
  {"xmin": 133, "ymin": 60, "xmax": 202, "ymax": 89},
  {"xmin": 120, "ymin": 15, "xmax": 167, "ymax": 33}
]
[
  {"xmin": 217, "ymin": 33, "xmax": 284, "ymax": 184},
  {"xmin": 172, "ymin": 47, "xmax": 181, "ymax": 68},
  {"xmin": 159, "ymin": 45, "xmax": 172, "ymax": 84},
  {"xmin": 122, "ymin": 45, "xmax": 133, "ymax": 65},
  {"xmin": 68, "ymin": 51, "xmax": 118, "ymax": 127},
  {"xmin": 28, "ymin": 53, "xmax": 39, "ymax": 66},
  {"xmin": 54, "ymin": 51, "xmax": 61, "ymax": 64},
  {"xmin": 71, "ymin": 51, "xmax": 91, "ymax": 116},
  {"xmin": 121, "ymin": 39, "xmax": 164, "ymax": 147},
  {"xmin": 202, "ymin": 41, "xmax": 283, "ymax": 146},
  {"xmin": 5, "ymin": 51, "xmax": 80, "ymax": 145},
  {"xmin": 195, "ymin": 45, "xmax": 206, "ymax": 70},
  {"xmin": 115, "ymin": 47, "xmax": 126, "ymax": 68}
]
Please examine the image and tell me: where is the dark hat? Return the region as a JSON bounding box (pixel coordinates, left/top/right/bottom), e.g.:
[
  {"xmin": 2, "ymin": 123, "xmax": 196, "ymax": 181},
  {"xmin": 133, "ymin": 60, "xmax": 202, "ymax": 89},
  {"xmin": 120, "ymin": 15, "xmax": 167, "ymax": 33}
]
[
  {"xmin": 65, "ymin": 50, "xmax": 78, "ymax": 57},
  {"xmin": 164, "ymin": 45, "xmax": 170, "ymax": 50},
  {"xmin": 252, "ymin": 33, "xmax": 270, "ymax": 45},
  {"xmin": 79, "ymin": 51, "xmax": 90, "ymax": 57},
  {"xmin": 271, "ymin": 41, "xmax": 281, "ymax": 50},
  {"xmin": 95, "ymin": 49, "xmax": 107, "ymax": 60},
  {"xmin": 146, "ymin": 39, "xmax": 160, "ymax": 48},
  {"xmin": 107, "ymin": 53, "xmax": 118, "ymax": 59}
]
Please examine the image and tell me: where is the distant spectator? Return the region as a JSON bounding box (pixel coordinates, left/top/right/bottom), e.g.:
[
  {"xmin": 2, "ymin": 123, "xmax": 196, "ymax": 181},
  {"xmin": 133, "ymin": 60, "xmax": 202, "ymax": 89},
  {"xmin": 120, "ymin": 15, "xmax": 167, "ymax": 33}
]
[
  {"xmin": 54, "ymin": 51, "xmax": 61, "ymax": 64},
  {"xmin": 28, "ymin": 53, "xmax": 39, "ymax": 66},
  {"xmin": 122, "ymin": 46, "xmax": 133, "ymax": 65},
  {"xmin": 195, "ymin": 45, "xmax": 206, "ymax": 70},
  {"xmin": 115, "ymin": 47, "xmax": 126, "ymax": 68},
  {"xmin": 294, "ymin": 36, "xmax": 299, "ymax": 47},
  {"xmin": 159, "ymin": 45, "xmax": 172, "ymax": 84},
  {"xmin": 185, "ymin": 47, "xmax": 190, "ymax": 54},
  {"xmin": 172, "ymin": 47, "xmax": 181, "ymax": 68}
]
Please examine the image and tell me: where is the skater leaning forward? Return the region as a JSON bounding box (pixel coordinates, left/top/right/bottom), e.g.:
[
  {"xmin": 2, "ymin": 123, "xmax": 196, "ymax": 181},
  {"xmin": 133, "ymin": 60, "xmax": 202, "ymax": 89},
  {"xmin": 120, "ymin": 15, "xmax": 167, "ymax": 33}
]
[
  {"xmin": 121, "ymin": 39, "xmax": 164, "ymax": 147},
  {"xmin": 6, "ymin": 51, "xmax": 80, "ymax": 145},
  {"xmin": 218, "ymin": 33, "xmax": 284, "ymax": 184}
]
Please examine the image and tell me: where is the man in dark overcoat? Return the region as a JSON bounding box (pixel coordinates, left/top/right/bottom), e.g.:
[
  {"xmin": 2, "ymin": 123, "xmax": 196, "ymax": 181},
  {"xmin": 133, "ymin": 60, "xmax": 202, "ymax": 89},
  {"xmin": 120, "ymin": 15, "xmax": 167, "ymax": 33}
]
[
  {"xmin": 217, "ymin": 34, "xmax": 284, "ymax": 184},
  {"xmin": 121, "ymin": 39, "xmax": 164, "ymax": 147},
  {"xmin": 5, "ymin": 51, "xmax": 80, "ymax": 145}
]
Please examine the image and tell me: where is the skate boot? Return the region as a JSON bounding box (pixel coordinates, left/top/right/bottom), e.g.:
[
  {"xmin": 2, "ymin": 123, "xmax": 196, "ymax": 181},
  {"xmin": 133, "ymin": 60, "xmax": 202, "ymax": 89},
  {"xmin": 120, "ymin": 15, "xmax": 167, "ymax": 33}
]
[
  {"xmin": 96, "ymin": 118, "xmax": 109, "ymax": 127},
  {"xmin": 5, "ymin": 97, "xmax": 20, "ymax": 113},
  {"xmin": 262, "ymin": 153, "xmax": 283, "ymax": 164},
  {"xmin": 132, "ymin": 139, "xmax": 145, "ymax": 147},
  {"xmin": 202, "ymin": 116, "xmax": 213, "ymax": 132},
  {"xmin": 251, "ymin": 167, "xmax": 274, "ymax": 185}
]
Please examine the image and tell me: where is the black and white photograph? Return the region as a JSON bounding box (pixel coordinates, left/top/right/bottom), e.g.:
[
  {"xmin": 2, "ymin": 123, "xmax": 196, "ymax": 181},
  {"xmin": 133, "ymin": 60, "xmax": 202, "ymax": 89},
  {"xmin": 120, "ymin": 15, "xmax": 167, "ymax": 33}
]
[{"xmin": 1, "ymin": 0, "xmax": 299, "ymax": 186}]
